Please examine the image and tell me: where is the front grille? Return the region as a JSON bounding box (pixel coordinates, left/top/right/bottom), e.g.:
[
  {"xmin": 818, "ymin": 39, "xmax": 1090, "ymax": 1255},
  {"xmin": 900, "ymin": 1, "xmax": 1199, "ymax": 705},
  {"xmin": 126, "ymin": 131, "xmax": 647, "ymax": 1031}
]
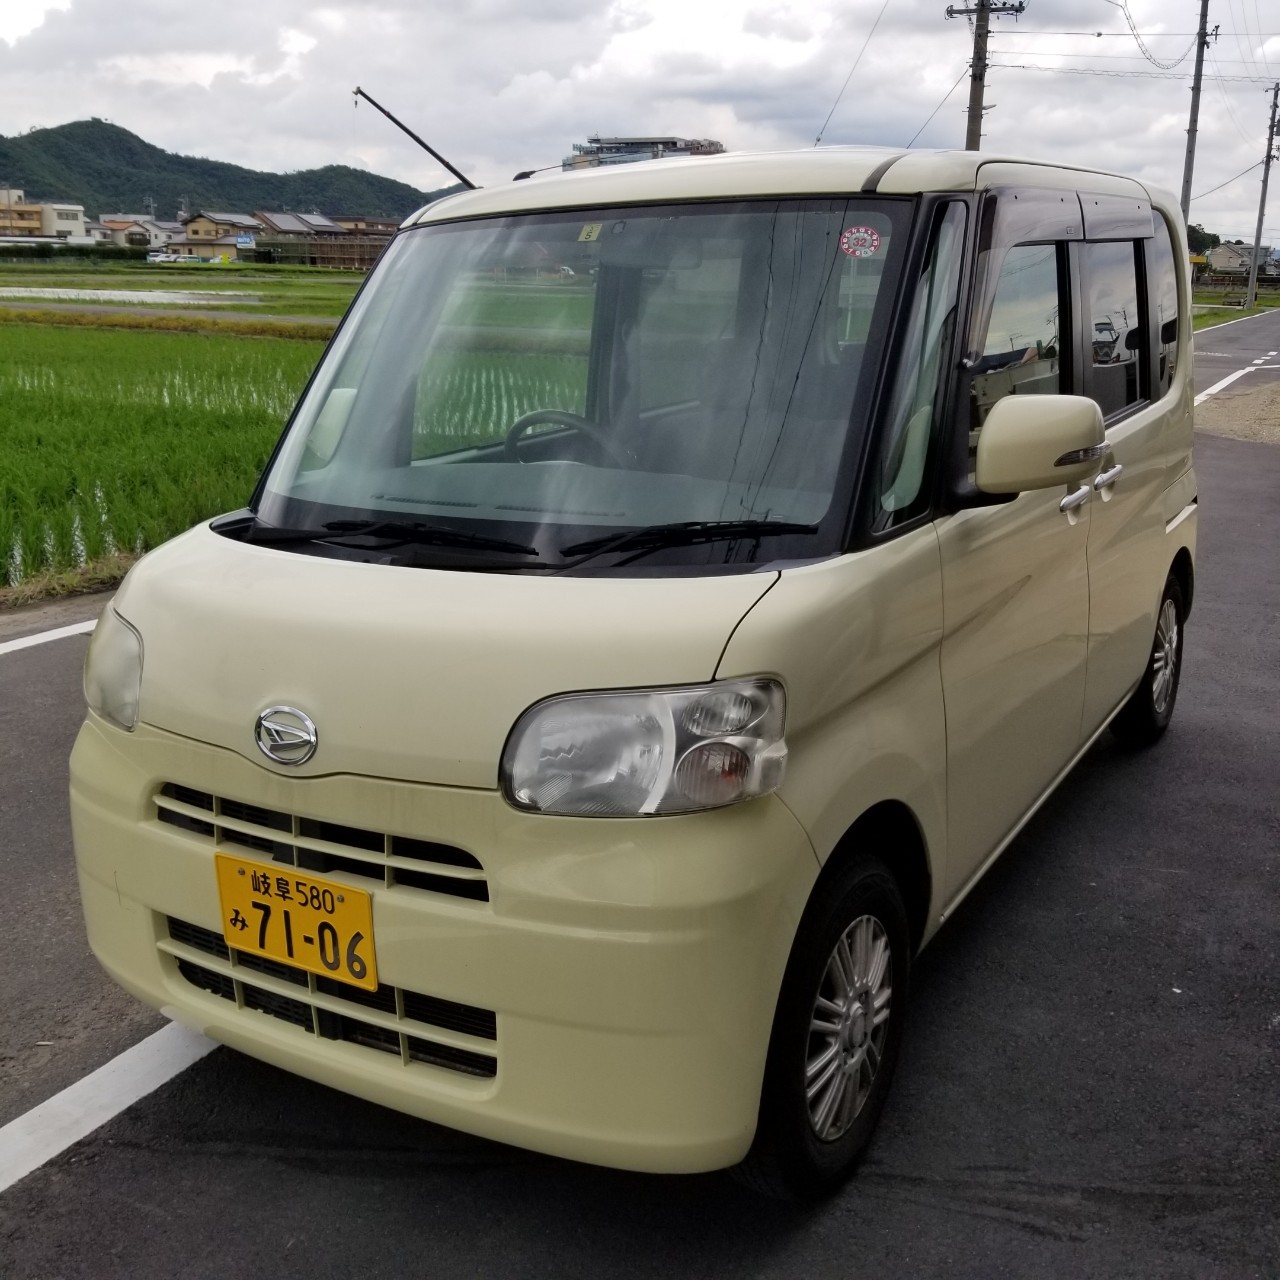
[
  {"xmin": 163, "ymin": 917, "xmax": 497, "ymax": 1080},
  {"xmin": 155, "ymin": 784, "xmax": 488, "ymax": 903}
]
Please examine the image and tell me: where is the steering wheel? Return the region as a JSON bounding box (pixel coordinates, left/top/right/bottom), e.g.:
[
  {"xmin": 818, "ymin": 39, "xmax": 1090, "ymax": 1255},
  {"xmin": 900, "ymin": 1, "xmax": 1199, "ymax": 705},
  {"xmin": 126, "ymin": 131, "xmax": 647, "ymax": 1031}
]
[{"xmin": 504, "ymin": 410, "xmax": 630, "ymax": 467}]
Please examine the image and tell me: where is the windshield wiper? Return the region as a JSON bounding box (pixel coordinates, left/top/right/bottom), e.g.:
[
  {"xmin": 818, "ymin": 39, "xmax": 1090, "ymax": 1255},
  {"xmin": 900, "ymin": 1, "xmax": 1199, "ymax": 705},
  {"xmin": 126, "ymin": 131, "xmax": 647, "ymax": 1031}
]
[
  {"xmin": 558, "ymin": 519, "xmax": 819, "ymax": 566},
  {"xmin": 243, "ymin": 517, "xmax": 537, "ymax": 557}
]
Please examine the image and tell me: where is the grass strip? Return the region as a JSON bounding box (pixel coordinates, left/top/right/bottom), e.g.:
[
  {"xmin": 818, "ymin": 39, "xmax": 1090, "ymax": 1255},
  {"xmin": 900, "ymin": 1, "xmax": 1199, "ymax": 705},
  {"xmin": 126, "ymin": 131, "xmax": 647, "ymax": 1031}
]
[
  {"xmin": 0, "ymin": 306, "xmax": 334, "ymax": 341},
  {"xmin": 0, "ymin": 552, "xmax": 137, "ymax": 609}
]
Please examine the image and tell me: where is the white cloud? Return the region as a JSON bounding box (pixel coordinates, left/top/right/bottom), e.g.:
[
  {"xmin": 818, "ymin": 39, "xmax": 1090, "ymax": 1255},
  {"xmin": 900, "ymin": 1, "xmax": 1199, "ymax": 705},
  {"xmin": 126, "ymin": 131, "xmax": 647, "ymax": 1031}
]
[
  {"xmin": 0, "ymin": 0, "xmax": 1274, "ymax": 240},
  {"xmin": 0, "ymin": 0, "xmax": 68, "ymax": 45}
]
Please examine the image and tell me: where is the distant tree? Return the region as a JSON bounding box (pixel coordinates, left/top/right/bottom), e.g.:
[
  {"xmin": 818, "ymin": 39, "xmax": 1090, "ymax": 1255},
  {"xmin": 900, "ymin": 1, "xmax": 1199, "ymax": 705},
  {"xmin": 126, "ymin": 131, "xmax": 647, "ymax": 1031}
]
[{"xmin": 1186, "ymin": 223, "xmax": 1220, "ymax": 255}]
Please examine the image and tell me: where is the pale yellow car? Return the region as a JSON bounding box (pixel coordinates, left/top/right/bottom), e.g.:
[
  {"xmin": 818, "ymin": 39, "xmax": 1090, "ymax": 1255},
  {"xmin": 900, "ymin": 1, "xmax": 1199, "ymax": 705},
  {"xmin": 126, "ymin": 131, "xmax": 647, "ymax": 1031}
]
[{"xmin": 72, "ymin": 148, "xmax": 1196, "ymax": 1199}]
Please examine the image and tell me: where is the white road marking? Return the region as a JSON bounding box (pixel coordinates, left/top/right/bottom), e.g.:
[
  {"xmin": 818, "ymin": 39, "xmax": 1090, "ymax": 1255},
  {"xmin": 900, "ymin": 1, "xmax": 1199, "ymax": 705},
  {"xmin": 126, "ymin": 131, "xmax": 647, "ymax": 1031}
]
[
  {"xmin": 1194, "ymin": 367, "xmax": 1257, "ymax": 406},
  {"xmin": 1270, "ymin": 351, "xmax": 1278, "ymax": 356},
  {"xmin": 0, "ymin": 618, "xmax": 96, "ymax": 657},
  {"xmin": 1253, "ymin": 358, "xmax": 1268, "ymax": 365},
  {"xmin": 0, "ymin": 1022, "xmax": 216, "ymax": 1194}
]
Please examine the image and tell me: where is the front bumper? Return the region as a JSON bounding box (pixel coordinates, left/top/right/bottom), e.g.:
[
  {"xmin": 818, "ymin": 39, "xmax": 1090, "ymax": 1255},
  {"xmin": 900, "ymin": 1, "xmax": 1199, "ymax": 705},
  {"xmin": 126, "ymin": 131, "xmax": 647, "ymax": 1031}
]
[{"xmin": 70, "ymin": 715, "xmax": 819, "ymax": 1173}]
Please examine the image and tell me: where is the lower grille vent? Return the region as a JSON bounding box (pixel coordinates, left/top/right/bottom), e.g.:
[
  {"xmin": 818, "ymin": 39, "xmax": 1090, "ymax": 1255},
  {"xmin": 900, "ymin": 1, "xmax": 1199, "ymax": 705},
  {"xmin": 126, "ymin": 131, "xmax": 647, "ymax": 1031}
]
[{"xmin": 164, "ymin": 917, "xmax": 497, "ymax": 1079}]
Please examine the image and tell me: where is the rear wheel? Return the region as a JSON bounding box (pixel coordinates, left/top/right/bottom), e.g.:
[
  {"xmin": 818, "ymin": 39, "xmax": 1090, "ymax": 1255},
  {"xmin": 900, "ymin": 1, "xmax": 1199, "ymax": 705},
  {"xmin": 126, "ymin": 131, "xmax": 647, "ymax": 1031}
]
[
  {"xmin": 1111, "ymin": 574, "xmax": 1185, "ymax": 747},
  {"xmin": 734, "ymin": 859, "xmax": 910, "ymax": 1200}
]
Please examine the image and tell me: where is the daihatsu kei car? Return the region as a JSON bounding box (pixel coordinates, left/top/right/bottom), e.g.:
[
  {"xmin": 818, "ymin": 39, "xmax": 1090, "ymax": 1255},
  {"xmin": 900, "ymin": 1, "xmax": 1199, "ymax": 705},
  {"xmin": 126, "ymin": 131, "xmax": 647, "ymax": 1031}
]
[{"xmin": 72, "ymin": 148, "xmax": 1196, "ymax": 1198}]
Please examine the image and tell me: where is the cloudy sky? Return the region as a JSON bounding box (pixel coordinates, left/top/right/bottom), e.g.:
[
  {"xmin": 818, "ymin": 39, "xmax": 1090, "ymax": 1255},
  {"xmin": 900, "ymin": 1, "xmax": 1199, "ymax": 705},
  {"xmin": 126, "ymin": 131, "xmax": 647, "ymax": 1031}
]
[{"xmin": 0, "ymin": 0, "xmax": 1276, "ymax": 241}]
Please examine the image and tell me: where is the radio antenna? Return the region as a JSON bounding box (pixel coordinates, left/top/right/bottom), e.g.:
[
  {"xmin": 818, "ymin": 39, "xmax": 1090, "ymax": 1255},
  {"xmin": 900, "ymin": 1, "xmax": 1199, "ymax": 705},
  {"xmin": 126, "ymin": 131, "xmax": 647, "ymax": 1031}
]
[{"xmin": 352, "ymin": 87, "xmax": 477, "ymax": 190}]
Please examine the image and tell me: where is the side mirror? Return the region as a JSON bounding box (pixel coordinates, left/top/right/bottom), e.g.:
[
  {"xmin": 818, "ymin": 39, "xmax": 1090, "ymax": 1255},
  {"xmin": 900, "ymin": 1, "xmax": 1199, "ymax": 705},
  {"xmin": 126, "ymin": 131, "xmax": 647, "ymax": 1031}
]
[{"xmin": 975, "ymin": 395, "xmax": 1106, "ymax": 495}]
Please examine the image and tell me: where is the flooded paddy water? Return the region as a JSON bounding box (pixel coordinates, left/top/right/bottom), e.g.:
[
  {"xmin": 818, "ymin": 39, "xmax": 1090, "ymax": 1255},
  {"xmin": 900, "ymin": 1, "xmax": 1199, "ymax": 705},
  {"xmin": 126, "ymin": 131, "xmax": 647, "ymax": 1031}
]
[{"xmin": 0, "ymin": 288, "xmax": 261, "ymax": 306}]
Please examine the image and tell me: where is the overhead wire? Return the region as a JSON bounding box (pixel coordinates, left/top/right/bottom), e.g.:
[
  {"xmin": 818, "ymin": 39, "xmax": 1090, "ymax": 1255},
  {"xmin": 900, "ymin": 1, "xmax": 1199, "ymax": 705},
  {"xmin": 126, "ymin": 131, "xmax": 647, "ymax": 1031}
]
[
  {"xmin": 906, "ymin": 67, "xmax": 969, "ymax": 147},
  {"xmin": 1191, "ymin": 161, "xmax": 1264, "ymax": 200},
  {"xmin": 988, "ymin": 61, "xmax": 1272, "ymax": 82},
  {"xmin": 1101, "ymin": 0, "xmax": 1198, "ymax": 69},
  {"xmin": 1207, "ymin": 47, "xmax": 1260, "ymax": 146},
  {"xmin": 814, "ymin": 0, "xmax": 894, "ymax": 146}
]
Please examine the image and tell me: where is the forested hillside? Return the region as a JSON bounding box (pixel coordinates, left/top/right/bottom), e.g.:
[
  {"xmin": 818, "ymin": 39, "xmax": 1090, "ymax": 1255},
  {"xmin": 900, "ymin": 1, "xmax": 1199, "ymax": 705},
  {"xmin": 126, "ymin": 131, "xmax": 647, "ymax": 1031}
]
[{"xmin": 0, "ymin": 119, "xmax": 459, "ymax": 218}]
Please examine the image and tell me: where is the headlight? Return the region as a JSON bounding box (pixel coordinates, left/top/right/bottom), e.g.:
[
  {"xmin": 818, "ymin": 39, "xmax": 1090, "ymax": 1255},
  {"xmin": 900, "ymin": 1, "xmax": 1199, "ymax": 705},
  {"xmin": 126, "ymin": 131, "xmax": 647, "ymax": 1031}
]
[
  {"xmin": 502, "ymin": 680, "xmax": 787, "ymax": 816},
  {"xmin": 83, "ymin": 606, "xmax": 144, "ymax": 731}
]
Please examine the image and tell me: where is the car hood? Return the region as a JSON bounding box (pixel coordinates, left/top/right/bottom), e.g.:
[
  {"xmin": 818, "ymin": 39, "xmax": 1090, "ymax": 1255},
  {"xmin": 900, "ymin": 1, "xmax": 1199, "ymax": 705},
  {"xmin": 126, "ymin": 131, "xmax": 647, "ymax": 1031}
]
[{"xmin": 112, "ymin": 524, "xmax": 778, "ymax": 789}]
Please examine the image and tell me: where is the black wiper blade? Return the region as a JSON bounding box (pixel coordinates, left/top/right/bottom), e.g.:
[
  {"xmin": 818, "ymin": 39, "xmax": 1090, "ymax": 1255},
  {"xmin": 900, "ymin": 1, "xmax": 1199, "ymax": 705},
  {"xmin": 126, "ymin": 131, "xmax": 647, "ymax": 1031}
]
[
  {"xmin": 245, "ymin": 518, "xmax": 537, "ymax": 556},
  {"xmin": 559, "ymin": 519, "xmax": 819, "ymax": 562}
]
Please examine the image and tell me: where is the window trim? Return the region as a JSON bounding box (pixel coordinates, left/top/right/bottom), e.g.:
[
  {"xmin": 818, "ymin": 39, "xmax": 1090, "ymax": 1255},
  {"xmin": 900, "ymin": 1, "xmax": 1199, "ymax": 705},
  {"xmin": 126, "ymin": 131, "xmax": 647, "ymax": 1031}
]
[{"xmin": 1079, "ymin": 236, "xmax": 1151, "ymax": 428}]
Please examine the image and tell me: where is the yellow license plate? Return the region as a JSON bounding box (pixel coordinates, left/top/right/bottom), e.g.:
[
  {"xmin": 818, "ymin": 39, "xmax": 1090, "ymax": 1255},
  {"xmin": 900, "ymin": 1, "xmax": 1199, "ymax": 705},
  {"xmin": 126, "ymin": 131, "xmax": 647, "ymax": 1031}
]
[{"xmin": 214, "ymin": 853, "xmax": 379, "ymax": 991}]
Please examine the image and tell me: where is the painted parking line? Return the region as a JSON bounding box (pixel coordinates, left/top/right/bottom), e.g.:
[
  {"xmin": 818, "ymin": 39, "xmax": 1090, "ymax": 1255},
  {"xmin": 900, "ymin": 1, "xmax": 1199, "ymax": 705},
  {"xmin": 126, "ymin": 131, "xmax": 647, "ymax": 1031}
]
[
  {"xmin": 0, "ymin": 1022, "xmax": 216, "ymax": 1195},
  {"xmin": 1194, "ymin": 367, "xmax": 1257, "ymax": 406},
  {"xmin": 0, "ymin": 618, "xmax": 96, "ymax": 657}
]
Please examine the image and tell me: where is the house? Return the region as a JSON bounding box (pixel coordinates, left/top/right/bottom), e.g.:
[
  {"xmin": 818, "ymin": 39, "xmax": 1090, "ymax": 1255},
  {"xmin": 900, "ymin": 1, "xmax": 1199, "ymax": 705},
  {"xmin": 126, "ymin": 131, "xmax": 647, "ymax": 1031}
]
[
  {"xmin": 562, "ymin": 135, "xmax": 726, "ymax": 171},
  {"xmin": 99, "ymin": 216, "xmax": 185, "ymax": 248},
  {"xmin": 100, "ymin": 219, "xmax": 153, "ymax": 248},
  {"xmin": 40, "ymin": 202, "xmax": 86, "ymax": 238},
  {"xmin": 328, "ymin": 213, "xmax": 400, "ymax": 235},
  {"xmin": 0, "ymin": 189, "xmax": 47, "ymax": 237},
  {"xmin": 254, "ymin": 210, "xmax": 348, "ymax": 237},
  {"xmin": 181, "ymin": 211, "xmax": 263, "ymax": 242},
  {"xmin": 1207, "ymin": 242, "xmax": 1273, "ymax": 275}
]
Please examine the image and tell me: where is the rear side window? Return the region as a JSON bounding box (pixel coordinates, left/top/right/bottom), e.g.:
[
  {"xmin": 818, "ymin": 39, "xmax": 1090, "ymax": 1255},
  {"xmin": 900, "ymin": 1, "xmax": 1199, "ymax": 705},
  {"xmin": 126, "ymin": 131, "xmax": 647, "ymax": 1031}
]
[
  {"xmin": 1084, "ymin": 240, "xmax": 1144, "ymax": 419},
  {"xmin": 970, "ymin": 243, "xmax": 1065, "ymax": 430},
  {"xmin": 1147, "ymin": 217, "xmax": 1180, "ymax": 399}
]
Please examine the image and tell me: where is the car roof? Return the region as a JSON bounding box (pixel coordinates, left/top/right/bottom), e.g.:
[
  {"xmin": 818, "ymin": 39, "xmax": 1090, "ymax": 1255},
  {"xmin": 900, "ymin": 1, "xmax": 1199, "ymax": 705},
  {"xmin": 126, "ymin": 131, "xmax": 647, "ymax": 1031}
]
[{"xmin": 405, "ymin": 146, "xmax": 1165, "ymax": 227}]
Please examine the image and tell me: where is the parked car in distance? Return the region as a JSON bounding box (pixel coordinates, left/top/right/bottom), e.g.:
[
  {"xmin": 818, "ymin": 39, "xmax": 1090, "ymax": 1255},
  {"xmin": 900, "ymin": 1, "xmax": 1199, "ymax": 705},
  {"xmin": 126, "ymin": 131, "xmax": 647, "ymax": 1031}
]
[
  {"xmin": 73, "ymin": 147, "xmax": 1196, "ymax": 1200},
  {"xmin": 145, "ymin": 251, "xmax": 181, "ymax": 262}
]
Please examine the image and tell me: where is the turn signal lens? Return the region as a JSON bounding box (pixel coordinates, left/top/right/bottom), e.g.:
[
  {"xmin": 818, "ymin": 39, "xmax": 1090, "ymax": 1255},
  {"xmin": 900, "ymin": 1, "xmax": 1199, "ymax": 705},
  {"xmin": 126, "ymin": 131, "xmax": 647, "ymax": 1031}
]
[{"xmin": 502, "ymin": 680, "xmax": 786, "ymax": 816}]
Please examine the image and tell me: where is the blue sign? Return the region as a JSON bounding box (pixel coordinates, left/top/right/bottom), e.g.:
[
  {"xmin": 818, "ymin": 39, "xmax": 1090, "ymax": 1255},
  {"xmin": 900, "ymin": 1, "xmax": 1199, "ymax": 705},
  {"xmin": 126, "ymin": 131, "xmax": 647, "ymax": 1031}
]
[{"xmin": 235, "ymin": 234, "xmax": 256, "ymax": 247}]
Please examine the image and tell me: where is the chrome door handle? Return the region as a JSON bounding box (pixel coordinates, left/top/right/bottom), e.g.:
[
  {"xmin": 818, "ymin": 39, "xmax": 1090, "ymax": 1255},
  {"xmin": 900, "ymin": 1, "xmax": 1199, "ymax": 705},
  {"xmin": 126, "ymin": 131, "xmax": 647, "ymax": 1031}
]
[
  {"xmin": 1094, "ymin": 463, "xmax": 1124, "ymax": 490},
  {"xmin": 1059, "ymin": 485, "xmax": 1091, "ymax": 513}
]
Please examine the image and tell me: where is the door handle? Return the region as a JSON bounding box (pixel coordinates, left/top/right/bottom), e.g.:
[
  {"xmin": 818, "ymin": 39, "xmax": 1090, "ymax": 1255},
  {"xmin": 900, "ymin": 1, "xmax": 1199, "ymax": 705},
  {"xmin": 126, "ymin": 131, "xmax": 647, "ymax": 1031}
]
[
  {"xmin": 1093, "ymin": 463, "xmax": 1124, "ymax": 490},
  {"xmin": 1059, "ymin": 485, "xmax": 1091, "ymax": 513}
]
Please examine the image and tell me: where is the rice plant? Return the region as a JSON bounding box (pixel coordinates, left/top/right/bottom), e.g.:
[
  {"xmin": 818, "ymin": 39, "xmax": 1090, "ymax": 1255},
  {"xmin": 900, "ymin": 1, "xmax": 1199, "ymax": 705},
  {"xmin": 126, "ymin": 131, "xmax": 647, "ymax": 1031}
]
[{"xmin": 0, "ymin": 325, "xmax": 324, "ymax": 586}]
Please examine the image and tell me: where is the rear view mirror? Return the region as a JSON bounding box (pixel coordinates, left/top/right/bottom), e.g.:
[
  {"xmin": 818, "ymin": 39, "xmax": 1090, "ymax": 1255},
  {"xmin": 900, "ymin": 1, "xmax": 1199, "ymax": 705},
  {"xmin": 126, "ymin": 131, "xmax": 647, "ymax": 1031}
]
[{"xmin": 976, "ymin": 395, "xmax": 1106, "ymax": 494}]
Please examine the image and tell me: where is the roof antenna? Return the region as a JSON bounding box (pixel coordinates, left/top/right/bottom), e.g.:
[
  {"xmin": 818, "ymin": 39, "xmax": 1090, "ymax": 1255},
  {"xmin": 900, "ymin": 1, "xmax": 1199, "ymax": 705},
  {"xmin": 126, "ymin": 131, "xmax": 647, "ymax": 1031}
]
[{"xmin": 352, "ymin": 87, "xmax": 477, "ymax": 190}]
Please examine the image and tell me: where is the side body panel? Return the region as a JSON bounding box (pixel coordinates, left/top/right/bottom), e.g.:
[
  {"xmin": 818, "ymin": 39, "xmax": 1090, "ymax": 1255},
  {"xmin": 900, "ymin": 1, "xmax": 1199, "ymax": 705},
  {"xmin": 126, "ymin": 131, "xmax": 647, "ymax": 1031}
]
[
  {"xmin": 934, "ymin": 492, "xmax": 1092, "ymax": 899},
  {"xmin": 714, "ymin": 526, "xmax": 948, "ymax": 936}
]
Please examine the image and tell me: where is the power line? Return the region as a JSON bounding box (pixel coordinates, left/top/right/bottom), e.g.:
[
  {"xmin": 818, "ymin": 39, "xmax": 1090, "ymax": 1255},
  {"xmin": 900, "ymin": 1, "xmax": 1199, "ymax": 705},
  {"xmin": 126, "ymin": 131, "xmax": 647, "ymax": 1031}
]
[
  {"xmin": 1191, "ymin": 161, "xmax": 1264, "ymax": 200},
  {"xmin": 814, "ymin": 0, "xmax": 894, "ymax": 147},
  {"xmin": 989, "ymin": 61, "xmax": 1272, "ymax": 81},
  {"xmin": 1102, "ymin": 0, "xmax": 1198, "ymax": 69},
  {"xmin": 1209, "ymin": 47, "xmax": 1260, "ymax": 145},
  {"xmin": 907, "ymin": 67, "xmax": 970, "ymax": 146}
]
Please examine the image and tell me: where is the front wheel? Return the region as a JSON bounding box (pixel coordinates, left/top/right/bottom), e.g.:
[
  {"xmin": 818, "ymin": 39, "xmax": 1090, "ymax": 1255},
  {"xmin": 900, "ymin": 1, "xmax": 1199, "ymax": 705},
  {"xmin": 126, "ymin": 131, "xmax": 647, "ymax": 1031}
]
[
  {"xmin": 1111, "ymin": 574, "xmax": 1185, "ymax": 747},
  {"xmin": 734, "ymin": 859, "xmax": 910, "ymax": 1200}
]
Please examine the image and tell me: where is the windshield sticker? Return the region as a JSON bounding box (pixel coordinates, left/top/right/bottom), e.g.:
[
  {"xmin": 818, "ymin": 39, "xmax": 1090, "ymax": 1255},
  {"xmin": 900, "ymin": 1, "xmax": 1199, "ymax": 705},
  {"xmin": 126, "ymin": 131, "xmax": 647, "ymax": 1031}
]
[
  {"xmin": 578, "ymin": 222, "xmax": 603, "ymax": 242},
  {"xmin": 839, "ymin": 226, "xmax": 881, "ymax": 259}
]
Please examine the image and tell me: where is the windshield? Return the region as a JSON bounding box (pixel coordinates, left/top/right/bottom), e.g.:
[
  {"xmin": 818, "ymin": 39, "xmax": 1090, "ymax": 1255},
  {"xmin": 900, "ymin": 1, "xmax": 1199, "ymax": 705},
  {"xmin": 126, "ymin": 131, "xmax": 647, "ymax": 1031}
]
[{"xmin": 254, "ymin": 198, "xmax": 910, "ymax": 571}]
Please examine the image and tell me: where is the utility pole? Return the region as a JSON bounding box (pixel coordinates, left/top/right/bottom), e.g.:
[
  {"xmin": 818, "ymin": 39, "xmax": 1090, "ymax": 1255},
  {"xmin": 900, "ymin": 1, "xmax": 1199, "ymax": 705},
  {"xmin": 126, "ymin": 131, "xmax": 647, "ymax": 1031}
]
[
  {"xmin": 1180, "ymin": 0, "xmax": 1218, "ymax": 222},
  {"xmin": 946, "ymin": 0, "xmax": 1026, "ymax": 151},
  {"xmin": 1245, "ymin": 83, "xmax": 1279, "ymax": 310}
]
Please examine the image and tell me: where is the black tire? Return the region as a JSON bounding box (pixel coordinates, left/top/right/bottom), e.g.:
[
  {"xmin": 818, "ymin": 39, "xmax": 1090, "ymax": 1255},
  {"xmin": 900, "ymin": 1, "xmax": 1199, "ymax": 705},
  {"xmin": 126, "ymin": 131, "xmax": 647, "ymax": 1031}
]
[
  {"xmin": 733, "ymin": 858, "xmax": 910, "ymax": 1201},
  {"xmin": 1110, "ymin": 574, "xmax": 1185, "ymax": 747}
]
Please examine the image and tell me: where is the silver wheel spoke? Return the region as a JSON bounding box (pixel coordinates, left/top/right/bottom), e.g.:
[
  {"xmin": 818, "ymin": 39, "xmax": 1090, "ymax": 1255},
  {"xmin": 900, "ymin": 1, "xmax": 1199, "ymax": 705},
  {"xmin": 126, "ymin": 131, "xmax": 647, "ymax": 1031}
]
[
  {"xmin": 805, "ymin": 913, "xmax": 894, "ymax": 1142},
  {"xmin": 806, "ymin": 1042, "xmax": 840, "ymax": 1093}
]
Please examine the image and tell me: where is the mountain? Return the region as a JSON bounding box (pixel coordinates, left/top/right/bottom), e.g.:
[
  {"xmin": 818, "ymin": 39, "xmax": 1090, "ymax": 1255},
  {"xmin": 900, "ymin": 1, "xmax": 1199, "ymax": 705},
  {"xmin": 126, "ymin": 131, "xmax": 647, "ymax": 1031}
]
[{"xmin": 0, "ymin": 119, "xmax": 460, "ymax": 220}]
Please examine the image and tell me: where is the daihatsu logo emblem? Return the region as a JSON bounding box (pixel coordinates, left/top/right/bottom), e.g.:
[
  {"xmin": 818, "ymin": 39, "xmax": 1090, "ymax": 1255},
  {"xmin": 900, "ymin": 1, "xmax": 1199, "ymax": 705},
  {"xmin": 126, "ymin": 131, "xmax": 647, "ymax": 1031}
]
[{"xmin": 255, "ymin": 706, "xmax": 318, "ymax": 766}]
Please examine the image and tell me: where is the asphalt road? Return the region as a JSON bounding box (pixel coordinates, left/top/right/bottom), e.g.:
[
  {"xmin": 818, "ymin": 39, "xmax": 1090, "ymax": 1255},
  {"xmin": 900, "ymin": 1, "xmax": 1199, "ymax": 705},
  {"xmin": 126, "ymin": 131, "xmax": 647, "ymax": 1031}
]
[{"xmin": 0, "ymin": 318, "xmax": 1277, "ymax": 1276}]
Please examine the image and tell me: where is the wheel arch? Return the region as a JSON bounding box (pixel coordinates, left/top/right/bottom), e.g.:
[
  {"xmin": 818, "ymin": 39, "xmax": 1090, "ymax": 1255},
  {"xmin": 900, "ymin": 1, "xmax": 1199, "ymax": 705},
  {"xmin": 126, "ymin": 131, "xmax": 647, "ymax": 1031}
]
[
  {"xmin": 814, "ymin": 800, "xmax": 933, "ymax": 954},
  {"xmin": 1169, "ymin": 545, "xmax": 1194, "ymax": 618}
]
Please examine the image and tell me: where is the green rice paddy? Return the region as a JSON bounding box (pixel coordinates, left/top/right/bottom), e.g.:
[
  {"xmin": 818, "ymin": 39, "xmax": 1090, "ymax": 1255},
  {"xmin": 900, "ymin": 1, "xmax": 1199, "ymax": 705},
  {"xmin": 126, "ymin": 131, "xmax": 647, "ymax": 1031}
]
[{"xmin": 0, "ymin": 325, "xmax": 325, "ymax": 587}]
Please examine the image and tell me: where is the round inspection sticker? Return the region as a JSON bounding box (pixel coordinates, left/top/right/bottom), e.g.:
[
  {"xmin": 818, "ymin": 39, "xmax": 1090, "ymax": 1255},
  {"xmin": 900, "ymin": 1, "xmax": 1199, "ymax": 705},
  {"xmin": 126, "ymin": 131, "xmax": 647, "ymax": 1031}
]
[{"xmin": 839, "ymin": 226, "xmax": 881, "ymax": 259}]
